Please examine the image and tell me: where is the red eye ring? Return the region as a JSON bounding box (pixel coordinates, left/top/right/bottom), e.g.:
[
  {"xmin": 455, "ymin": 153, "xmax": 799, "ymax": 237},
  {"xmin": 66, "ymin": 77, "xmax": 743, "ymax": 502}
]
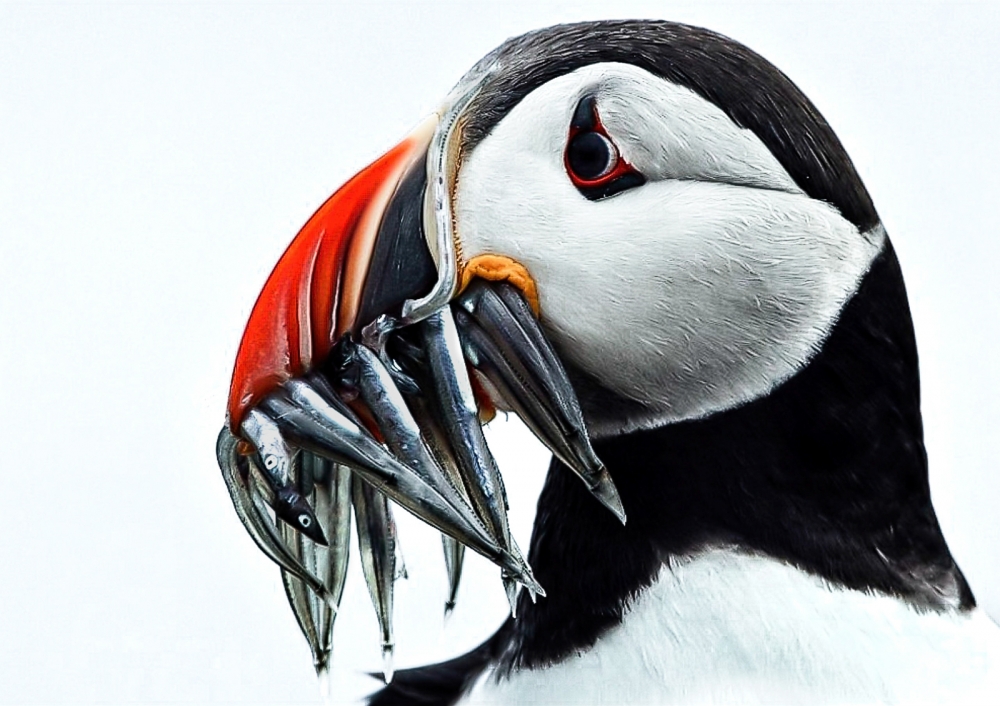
[{"xmin": 564, "ymin": 98, "xmax": 643, "ymax": 197}]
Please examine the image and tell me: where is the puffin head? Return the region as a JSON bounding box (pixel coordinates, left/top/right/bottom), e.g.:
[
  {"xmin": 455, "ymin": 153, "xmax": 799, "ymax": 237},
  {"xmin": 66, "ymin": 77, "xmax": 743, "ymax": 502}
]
[
  {"xmin": 220, "ymin": 20, "xmax": 971, "ymax": 681},
  {"xmin": 449, "ymin": 27, "xmax": 885, "ymax": 437}
]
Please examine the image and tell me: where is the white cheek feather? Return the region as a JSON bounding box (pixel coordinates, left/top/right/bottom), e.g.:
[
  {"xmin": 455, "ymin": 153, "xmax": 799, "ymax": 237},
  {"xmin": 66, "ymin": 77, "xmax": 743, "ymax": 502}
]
[
  {"xmin": 455, "ymin": 63, "xmax": 884, "ymax": 435},
  {"xmin": 466, "ymin": 549, "xmax": 1000, "ymax": 705}
]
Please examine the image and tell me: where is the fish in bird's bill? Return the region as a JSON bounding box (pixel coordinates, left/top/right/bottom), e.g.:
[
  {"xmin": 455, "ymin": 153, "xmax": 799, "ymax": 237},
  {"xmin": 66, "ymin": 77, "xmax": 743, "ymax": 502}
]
[{"xmin": 216, "ymin": 34, "xmax": 626, "ymax": 681}]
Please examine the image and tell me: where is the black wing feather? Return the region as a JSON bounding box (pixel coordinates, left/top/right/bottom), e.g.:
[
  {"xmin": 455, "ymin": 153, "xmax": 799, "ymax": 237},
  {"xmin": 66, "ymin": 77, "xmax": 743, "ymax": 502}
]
[{"xmin": 366, "ymin": 639, "xmax": 496, "ymax": 706}]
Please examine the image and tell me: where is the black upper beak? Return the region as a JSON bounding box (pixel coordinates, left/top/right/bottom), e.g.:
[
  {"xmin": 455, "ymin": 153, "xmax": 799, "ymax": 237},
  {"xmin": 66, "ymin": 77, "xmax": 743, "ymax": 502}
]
[{"xmin": 355, "ymin": 159, "xmax": 438, "ymax": 332}]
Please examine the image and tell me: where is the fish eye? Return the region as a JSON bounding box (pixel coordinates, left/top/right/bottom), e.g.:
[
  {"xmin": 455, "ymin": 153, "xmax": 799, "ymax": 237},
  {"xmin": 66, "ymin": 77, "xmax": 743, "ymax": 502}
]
[
  {"xmin": 264, "ymin": 455, "xmax": 278, "ymax": 470},
  {"xmin": 567, "ymin": 131, "xmax": 618, "ymax": 181},
  {"xmin": 298, "ymin": 514, "xmax": 312, "ymax": 528}
]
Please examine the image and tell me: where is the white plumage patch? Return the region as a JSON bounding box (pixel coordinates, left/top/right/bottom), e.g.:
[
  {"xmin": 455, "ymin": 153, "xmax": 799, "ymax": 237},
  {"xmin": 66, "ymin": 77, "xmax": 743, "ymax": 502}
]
[
  {"xmin": 467, "ymin": 549, "xmax": 1000, "ymax": 705},
  {"xmin": 454, "ymin": 63, "xmax": 884, "ymax": 437}
]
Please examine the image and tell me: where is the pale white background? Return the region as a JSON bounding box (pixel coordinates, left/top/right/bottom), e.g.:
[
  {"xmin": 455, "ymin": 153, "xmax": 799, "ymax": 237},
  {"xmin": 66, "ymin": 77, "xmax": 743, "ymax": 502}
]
[{"xmin": 2, "ymin": 1, "xmax": 999, "ymax": 703}]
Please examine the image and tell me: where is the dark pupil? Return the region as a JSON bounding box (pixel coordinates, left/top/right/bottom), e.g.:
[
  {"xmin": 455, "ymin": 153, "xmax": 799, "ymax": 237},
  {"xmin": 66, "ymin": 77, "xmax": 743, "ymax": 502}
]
[{"xmin": 567, "ymin": 131, "xmax": 612, "ymax": 180}]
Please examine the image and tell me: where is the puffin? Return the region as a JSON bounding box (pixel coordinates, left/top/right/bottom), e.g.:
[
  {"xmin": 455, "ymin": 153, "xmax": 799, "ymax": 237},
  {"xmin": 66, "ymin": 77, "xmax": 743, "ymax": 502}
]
[{"xmin": 217, "ymin": 20, "xmax": 1000, "ymax": 705}]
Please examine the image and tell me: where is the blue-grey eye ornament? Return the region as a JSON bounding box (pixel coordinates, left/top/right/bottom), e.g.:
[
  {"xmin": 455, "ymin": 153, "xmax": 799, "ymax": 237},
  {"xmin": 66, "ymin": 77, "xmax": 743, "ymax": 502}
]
[{"xmin": 215, "ymin": 39, "xmax": 624, "ymax": 685}]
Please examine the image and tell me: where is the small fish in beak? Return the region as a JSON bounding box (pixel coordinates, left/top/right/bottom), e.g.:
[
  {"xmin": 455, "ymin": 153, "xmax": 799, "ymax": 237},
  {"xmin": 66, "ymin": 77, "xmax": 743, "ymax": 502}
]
[
  {"xmin": 418, "ymin": 308, "xmax": 516, "ymax": 561},
  {"xmin": 442, "ymin": 534, "xmax": 465, "ymax": 617},
  {"xmin": 217, "ymin": 89, "xmax": 620, "ymax": 679},
  {"xmin": 454, "ymin": 280, "xmax": 626, "ymax": 524},
  {"xmin": 239, "ymin": 408, "xmax": 328, "ymax": 544},
  {"xmin": 216, "ymin": 429, "xmax": 333, "ymax": 602},
  {"xmin": 279, "ymin": 455, "xmax": 352, "ymax": 681},
  {"xmin": 352, "ymin": 473, "xmax": 398, "ymax": 683}
]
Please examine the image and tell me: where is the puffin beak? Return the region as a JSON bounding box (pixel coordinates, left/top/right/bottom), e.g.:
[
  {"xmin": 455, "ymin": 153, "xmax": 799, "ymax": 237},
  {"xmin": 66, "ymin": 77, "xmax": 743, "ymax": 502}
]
[
  {"xmin": 223, "ymin": 114, "xmax": 535, "ymax": 579},
  {"xmin": 219, "ymin": 105, "xmax": 624, "ymax": 642},
  {"xmin": 226, "ymin": 115, "xmax": 440, "ymax": 427}
]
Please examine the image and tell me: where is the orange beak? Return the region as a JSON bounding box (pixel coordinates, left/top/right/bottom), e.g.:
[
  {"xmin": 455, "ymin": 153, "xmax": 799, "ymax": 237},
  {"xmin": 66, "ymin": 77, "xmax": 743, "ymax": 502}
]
[{"xmin": 227, "ymin": 117, "xmax": 437, "ymax": 431}]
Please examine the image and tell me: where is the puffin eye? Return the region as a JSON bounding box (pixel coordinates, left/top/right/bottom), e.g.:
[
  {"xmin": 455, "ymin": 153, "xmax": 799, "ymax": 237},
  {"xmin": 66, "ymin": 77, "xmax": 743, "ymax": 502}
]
[
  {"xmin": 565, "ymin": 96, "xmax": 646, "ymax": 201},
  {"xmin": 567, "ymin": 132, "xmax": 618, "ymax": 181}
]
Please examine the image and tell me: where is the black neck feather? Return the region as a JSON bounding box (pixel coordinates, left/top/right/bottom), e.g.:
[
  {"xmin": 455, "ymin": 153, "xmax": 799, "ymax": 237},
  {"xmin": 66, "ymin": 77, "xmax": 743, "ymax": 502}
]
[{"xmin": 496, "ymin": 241, "xmax": 973, "ymax": 672}]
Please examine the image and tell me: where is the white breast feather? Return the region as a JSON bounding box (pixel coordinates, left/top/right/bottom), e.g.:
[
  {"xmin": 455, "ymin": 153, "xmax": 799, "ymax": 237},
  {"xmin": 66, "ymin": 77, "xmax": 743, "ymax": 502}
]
[{"xmin": 466, "ymin": 550, "xmax": 1000, "ymax": 705}]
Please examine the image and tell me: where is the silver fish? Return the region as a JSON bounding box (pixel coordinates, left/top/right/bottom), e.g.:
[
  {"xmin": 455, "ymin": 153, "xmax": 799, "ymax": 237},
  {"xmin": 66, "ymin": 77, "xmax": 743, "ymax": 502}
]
[
  {"xmin": 216, "ymin": 427, "xmax": 331, "ymax": 601},
  {"xmin": 264, "ymin": 366, "xmax": 541, "ymax": 592},
  {"xmin": 352, "ymin": 476, "xmax": 398, "ymax": 682},
  {"xmin": 454, "ymin": 282, "xmax": 625, "ymax": 524},
  {"xmin": 239, "ymin": 409, "xmax": 328, "ymax": 544},
  {"xmin": 442, "ymin": 534, "xmax": 464, "ymax": 616},
  {"xmin": 420, "ymin": 308, "xmax": 514, "ymax": 556},
  {"xmin": 279, "ymin": 453, "xmax": 352, "ymax": 677}
]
